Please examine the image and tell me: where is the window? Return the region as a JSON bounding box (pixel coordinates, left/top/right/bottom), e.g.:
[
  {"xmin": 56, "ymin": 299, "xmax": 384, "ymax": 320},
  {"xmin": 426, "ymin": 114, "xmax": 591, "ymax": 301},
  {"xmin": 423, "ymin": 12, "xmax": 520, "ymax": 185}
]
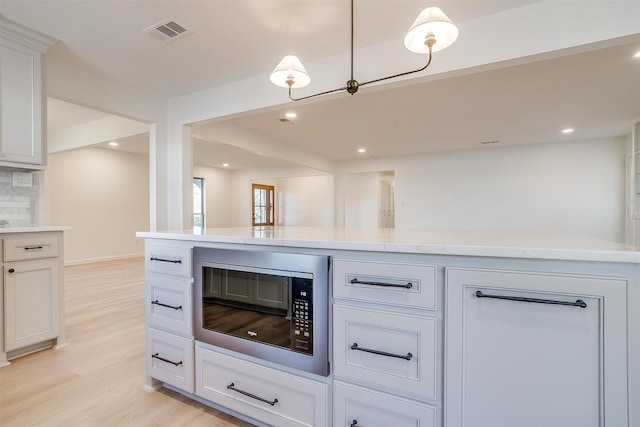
[
  {"xmin": 252, "ymin": 183, "xmax": 275, "ymax": 226},
  {"xmin": 193, "ymin": 177, "xmax": 205, "ymax": 232}
]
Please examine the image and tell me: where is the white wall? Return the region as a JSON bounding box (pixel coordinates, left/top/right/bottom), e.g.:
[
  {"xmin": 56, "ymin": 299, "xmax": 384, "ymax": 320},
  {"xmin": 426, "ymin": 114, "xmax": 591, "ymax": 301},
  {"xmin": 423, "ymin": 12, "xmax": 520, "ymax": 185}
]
[
  {"xmin": 338, "ymin": 138, "xmax": 626, "ymax": 242},
  {"xmin": 344, "ymin": 172, "xmax": 380, "ymax": 229},
  {"xmin": 44, "ymin": 146, "xmax": 149, "ymax": 264},
  {"xmin": 193, "ymin": 164, "xmax": 233, "ymax": 228},
  {"xmin": 192, "ymin": 164, "xmax": 333, "ymax": 228},
  {"xmin": 276, "ymin": 175, "xmax": 333, "ymax": 227}
]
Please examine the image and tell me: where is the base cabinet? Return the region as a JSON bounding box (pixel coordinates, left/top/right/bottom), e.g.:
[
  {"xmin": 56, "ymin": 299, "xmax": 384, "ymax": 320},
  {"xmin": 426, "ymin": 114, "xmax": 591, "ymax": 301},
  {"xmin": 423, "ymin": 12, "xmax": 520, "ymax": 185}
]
[
  {"xmin": 1, "ymin": 231, "xmax": 66, "ymax": 365},
  {"xmin": 195, "ymin": 346, "xmax": 328, "ymax": 427},
  {"xmin": 333, "ymin": 381, "xmax": 437, "ymax": 427},
  {"xmin": 146, "ymin": 327, "xmax": 194, "ymax": 393},
  {"xmin": 445, "ymin": 268, "xmax": 628, "ymax": 427}
]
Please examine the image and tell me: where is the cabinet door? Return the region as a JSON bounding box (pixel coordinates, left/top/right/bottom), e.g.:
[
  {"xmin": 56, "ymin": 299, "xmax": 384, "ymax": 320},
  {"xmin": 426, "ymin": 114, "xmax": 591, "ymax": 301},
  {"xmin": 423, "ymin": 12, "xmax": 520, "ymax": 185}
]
[
  {"xmin": 0, "ymin": 40, "xmax": 43, "ymax": 167},
  {"xmin": 4, "ymin": 259, "xmax": 59, "ymax": 351},
  {"xmin": 445, "ymin": 268, "xmax": 628, "ymax": 427}
]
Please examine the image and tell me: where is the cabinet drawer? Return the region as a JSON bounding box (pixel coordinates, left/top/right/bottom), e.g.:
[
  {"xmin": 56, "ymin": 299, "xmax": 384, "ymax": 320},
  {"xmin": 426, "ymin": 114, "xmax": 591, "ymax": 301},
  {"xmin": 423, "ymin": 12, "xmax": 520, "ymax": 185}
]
[
  {"xmin": 146, "ymin": 275, "xmax": 192, "ymax": 337},
  {"xmin": 333, "ymin": 305, "xmax": 438, "ymax": 400},
  {"xmin": 3, "ymin": 234, "xmax": 59, "ymax": 261},
  {"xmin": 146, "ymin": 328, "xmax": 194, "ymax": 393},
  {"xmin": 334, "ymin": 381, "xmax": 438, "ymax": 427},
  {"xmin": 195, "ymin": 346, "xmax": 328, "ymax": 427},
  {"xmin": 333, "ymin": 259, "xmax": 437, "ymax": 310},
  {"xmin": 146, "ymin": 243, "xmax": 191, "ymax": 277}
]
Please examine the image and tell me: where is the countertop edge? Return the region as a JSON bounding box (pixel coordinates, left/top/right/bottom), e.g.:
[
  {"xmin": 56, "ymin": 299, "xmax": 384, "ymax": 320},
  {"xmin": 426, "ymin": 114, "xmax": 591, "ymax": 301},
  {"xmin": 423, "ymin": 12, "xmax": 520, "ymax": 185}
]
[
  {"xmin": 136, "ymin": 230, "xmax": 640, "ymax": 265},
  {"xmin": 0, "ymin": 226, "xmax": 72, "ymax": 233}
]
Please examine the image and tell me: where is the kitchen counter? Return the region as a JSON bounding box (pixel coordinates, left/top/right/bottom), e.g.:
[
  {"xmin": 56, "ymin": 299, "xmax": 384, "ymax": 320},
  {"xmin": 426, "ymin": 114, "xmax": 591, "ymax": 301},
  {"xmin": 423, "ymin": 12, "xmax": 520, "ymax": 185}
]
[
  {"xmin": 138, "ymin": 226, "xmax": 639, "ymax": 426},
  {"xmin": 136, "ymin": 226, "xmax": 640, "ymax": 264},
  {"xmin": 0, "ymin": 226, "xmax": 71, "ymax": 234}
]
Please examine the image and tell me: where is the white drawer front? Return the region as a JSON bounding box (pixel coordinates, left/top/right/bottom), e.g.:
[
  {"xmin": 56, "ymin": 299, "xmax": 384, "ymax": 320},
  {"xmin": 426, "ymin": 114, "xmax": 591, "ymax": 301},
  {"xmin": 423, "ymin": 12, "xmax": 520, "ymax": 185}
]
[
  {"xmin": 146, "ymin": 275, "xmax": 193, "ymax": 337},
  {"xmin": 333, "ymin": 259, "xmax": 437, "ymax": 310},
  {"xmin": 333, "ymin": 305, "xmax": 438, "ymax": 400},
  {"xmin": 146, "ymin": 328, "xmax": 194, "ymax": 393},
  {"xmin": 333, "ymin": 381, "xmax": 438, "ymax": 427},
  {"xmin": 3, "ymin": 234, "xmax": 59, "ymax": 261},
  {"xmin": 195, "ymin": 346, "xmax": 328, "ymax": 427},
  {"xmin": 146, "ymin": 243, "xmax": 191, "ymax": 277}
]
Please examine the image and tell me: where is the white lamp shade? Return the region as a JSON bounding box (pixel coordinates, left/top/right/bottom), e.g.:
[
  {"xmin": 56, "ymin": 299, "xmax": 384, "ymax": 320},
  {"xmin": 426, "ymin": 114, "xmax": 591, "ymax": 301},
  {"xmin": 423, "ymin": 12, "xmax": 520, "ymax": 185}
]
[
  {"xmin": 270, "ymin": 55, "xmax": 311, "ymax": 88},
  {"xmin": 404, "ymin": 6, "xmax": 459, "ymax": 53}
]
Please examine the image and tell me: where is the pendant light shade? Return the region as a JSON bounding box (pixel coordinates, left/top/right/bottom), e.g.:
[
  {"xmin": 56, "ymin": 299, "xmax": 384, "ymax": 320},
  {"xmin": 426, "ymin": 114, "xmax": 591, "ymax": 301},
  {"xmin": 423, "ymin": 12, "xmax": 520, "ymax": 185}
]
[
  {"xmin": 270, "ymin": 1, "xmax": 459, "ymax": 101},
  {"xmin": 404, "ymin": 6, "xmax": 459, "ymax": 53},
  {"xmin": 270, "ymin": 55, "xmax": 311, "ymax": 89}
]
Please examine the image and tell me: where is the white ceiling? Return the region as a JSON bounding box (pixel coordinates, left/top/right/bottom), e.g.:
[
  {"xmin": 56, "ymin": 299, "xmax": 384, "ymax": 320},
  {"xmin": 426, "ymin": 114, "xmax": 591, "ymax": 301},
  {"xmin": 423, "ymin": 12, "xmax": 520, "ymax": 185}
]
[
  {"xmin": 1, "ymin": 0, "xmax": 537, "ymax": 99},
  {"xmin": 4, "ymin": 1, "xmax": 639, "ymax": 169}
]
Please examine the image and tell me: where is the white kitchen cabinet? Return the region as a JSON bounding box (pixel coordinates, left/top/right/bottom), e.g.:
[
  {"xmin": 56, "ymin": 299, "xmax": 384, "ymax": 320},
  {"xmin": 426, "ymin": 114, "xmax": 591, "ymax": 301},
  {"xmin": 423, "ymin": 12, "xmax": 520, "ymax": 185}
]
[
  {"xmin": 196, "ymin": 345, "xmax": 328, "ymax": 427},
  {"xmin": 146, "ymin": 274, "xmax": 192, "ymax": 337},
  {"xmin": 143, "ymin": 240, "xmax": 194, "ymax": 392},
  {"xmin": 445, "ymin": 267, "xmax": 628, "ymax": 427},
  {"xmin": 332, "ymin": 258, "xmax": 442, "ymax": 425},
  {"xmin": 0, "ymin": 18, "xmax": 55, "ymax": 170},
  {"xmin": 333, "ymin": 305, "xmax": 438, "ymax": 400},
  {"xmin": 333, "ymin": 381, "xmax": 437, "ymax": 427},
  {"xmin": 1, "ymin": 231, "xmax": 66, "ymax": 366},
  {"xmin": 4, "ymin": 258, "xmax": 59, "ymax": 352},
  {"xmin": 146, "ymin": 327, "xmax": 194, "ymax": 392}
]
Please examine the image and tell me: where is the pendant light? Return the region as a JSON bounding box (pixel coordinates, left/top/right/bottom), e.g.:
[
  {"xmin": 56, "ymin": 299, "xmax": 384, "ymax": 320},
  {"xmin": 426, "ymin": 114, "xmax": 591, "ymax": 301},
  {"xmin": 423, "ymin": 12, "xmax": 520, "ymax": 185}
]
[{"xmin": 270, "ymin": 0, "xmax": 458, "ymax": 101}]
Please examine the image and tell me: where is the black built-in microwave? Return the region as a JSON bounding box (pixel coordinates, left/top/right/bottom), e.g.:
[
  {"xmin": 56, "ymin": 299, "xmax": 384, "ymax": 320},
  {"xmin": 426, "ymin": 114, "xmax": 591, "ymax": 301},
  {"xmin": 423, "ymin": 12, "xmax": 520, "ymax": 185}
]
[{"xmin": 193, "ymin": 247, "xmax": 330, "ymax": 376}]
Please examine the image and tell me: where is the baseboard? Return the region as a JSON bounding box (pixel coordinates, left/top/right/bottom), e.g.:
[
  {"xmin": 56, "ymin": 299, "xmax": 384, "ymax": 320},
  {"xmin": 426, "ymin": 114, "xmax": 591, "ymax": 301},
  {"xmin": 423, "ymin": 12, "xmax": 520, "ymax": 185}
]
[{"xmin": 64, "ymin": 253, "xmax": 144, "ymax": 266}]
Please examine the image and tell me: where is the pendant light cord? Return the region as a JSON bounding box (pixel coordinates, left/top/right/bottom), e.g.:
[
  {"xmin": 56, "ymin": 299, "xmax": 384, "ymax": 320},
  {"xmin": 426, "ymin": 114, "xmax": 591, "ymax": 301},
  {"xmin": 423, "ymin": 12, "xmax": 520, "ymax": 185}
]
[{"xmin": 350, "ymin": 0, "xmax": 354, "ymax": 81}]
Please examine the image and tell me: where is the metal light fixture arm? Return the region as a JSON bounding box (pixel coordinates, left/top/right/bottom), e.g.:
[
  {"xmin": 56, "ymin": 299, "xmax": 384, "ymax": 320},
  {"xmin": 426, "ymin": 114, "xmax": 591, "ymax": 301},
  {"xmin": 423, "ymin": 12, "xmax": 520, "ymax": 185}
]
[{"xmin": 279, "ymin": 0, "xmax": 453, "ymax": 102}]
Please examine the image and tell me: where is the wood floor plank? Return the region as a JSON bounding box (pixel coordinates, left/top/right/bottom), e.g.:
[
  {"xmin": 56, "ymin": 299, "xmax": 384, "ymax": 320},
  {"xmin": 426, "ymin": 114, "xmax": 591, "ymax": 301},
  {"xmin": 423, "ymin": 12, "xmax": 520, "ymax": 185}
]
[{"xmin": 0, "ymin": 258, "xmax": 254, "ymax": 426}]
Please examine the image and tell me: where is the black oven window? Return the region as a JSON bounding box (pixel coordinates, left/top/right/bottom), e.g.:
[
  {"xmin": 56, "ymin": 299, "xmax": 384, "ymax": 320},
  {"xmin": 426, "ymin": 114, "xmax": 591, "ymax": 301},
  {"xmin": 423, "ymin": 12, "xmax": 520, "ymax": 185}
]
[{"xmin": 201, "ymin": 267, "xmax": 313, "ymax": 355}]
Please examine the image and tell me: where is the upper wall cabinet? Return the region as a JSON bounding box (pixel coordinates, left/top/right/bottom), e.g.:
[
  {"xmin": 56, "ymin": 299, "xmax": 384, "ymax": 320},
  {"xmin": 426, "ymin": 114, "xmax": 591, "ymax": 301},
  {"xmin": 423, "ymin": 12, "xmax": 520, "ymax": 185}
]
[{"xmin": 0, "ymin": 17, "xmax": 56, "ymax": 170}]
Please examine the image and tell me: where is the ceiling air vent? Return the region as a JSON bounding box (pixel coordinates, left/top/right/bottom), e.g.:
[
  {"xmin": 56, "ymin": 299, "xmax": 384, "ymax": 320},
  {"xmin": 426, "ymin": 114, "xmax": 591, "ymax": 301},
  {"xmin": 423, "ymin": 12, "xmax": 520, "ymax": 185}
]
[{"xmin": 143, "ymin": 18, "xmax": 193, "ymax": 43}]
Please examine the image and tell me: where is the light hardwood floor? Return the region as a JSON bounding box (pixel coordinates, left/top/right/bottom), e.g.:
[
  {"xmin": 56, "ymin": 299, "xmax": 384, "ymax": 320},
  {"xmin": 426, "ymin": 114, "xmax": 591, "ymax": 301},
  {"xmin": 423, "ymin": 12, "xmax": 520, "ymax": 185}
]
[{"xmin": 0, "ymin": 258, "xmax": 254, "ymax": 426}]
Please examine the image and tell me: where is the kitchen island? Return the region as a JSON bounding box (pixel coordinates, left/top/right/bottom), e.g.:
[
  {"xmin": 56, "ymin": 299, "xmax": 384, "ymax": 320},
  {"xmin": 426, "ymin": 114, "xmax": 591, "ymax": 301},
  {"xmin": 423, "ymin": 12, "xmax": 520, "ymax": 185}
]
[
  {"xmin": 137, "ymin": 227, "xmax": 639, "ymax": 427},
  {"xmin": 1, "ymin": 226, "xmax": 70, "ymax": 366}
]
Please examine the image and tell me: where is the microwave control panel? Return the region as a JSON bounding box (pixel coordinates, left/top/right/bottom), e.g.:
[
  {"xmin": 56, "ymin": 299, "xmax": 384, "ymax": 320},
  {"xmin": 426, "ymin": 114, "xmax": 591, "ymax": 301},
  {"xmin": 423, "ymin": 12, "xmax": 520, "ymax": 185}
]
[{"xmin": 291, "ymin": 277, "xmax": 313, "ymax": 355}]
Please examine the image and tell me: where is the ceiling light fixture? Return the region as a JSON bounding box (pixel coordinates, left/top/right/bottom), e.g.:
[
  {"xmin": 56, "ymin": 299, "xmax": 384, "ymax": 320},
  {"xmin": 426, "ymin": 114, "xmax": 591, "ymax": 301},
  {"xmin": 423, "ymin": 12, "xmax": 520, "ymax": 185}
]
[
  {"xmin": 222, "ymin": 163, "xmax": 229, "ymax": 167},
  {"xmin": 108, "ymin": 142, "xmax": 119, "ymax": 147},
  {"xmin": 270, "ymin": 0, "xmax": 458, "ymax": 101},
  {"xmin": 634, "ymin": 50, "xmax": 640, "ymax": 58},
  {"xmin": 285, "ymin": 112, "xmax": 297, "ymax": 118},
  {"xmin": 562, "ymin": 128, "xmax": 574, "ymax": 134},
  {"xmin": 358, "ymin": 148, "xmax": 367, "ymax": 153}
]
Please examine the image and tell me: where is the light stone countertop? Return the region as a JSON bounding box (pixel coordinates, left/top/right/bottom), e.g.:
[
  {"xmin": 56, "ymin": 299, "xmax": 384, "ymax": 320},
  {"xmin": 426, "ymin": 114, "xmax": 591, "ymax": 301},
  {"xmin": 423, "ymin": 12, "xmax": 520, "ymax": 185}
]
[
  {"xmin": 136, "ymin": 226, "xmax": 640, "ymax": 264},
  {"xmin": 0, "ymin": 226, "xmax": 71, "ymax": 234}
]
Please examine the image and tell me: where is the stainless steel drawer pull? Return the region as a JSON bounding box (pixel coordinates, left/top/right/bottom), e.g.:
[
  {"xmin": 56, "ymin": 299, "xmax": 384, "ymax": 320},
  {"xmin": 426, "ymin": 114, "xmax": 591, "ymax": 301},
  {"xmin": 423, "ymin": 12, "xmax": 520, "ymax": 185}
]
[
  {"xmin": 24, "ymin": 246, "xmax": 44, "ymax": 250},
  {"xmin": 150, "ymin": 256, "xmax": 182, "ymax": 264},
  {"xmin": 475, "ymin": 290, "xmax": 587, "ymax": 308},
  {"xmin": 151, "ymin": 300, "xmax": 183, "ymax": 311},
  {"xmin": 151, "ymin": 352, "xmax": 183, "ymax": 366},
  {"xmin": 350, "ymin": 277, "xmax": 413, "ymax": 289},
  {"xmin": 226, "ymin": 382, "xmax": 279, "ymax": 406},
  {"xmin": 350, "ymin": 343, "xmax": 413, "ymax": 361},
  {"xmin": 350, "ymin": 420, "xmax": 359, "ymax": 427}
]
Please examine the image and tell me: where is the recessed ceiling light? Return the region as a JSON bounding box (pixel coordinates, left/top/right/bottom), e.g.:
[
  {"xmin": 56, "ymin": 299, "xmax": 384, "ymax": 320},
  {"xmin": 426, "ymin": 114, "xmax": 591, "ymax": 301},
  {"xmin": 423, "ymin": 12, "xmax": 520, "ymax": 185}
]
[
  {"xmin": 358, "ymin": 148, "xmax": 366, "ymax": 153},
  {"xmin": 222, "ymin": 163, "xmax": 229, "ymax": 167},
  {"xmin": 562, "ymin": 128, "xmax": 574, "ymax": 134},
  {"xmin": 634, "ymin": 50, "xmax": 640, "ymax": 58},
  {"xmin": 108, "ymin": 141, "xmax": 119, "ymax": 147},
  {"xmin": 285, "ymin": 112, "xmax": 297, "ymax": 118}
]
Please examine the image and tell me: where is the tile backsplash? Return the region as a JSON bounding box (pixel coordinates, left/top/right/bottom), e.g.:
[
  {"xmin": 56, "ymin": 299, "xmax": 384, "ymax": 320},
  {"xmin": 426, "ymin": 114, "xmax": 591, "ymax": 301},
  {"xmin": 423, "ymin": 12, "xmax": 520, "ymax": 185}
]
[{"xmin": 0, "ymin": 168, "xmax": 40, "ymax": 227}]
